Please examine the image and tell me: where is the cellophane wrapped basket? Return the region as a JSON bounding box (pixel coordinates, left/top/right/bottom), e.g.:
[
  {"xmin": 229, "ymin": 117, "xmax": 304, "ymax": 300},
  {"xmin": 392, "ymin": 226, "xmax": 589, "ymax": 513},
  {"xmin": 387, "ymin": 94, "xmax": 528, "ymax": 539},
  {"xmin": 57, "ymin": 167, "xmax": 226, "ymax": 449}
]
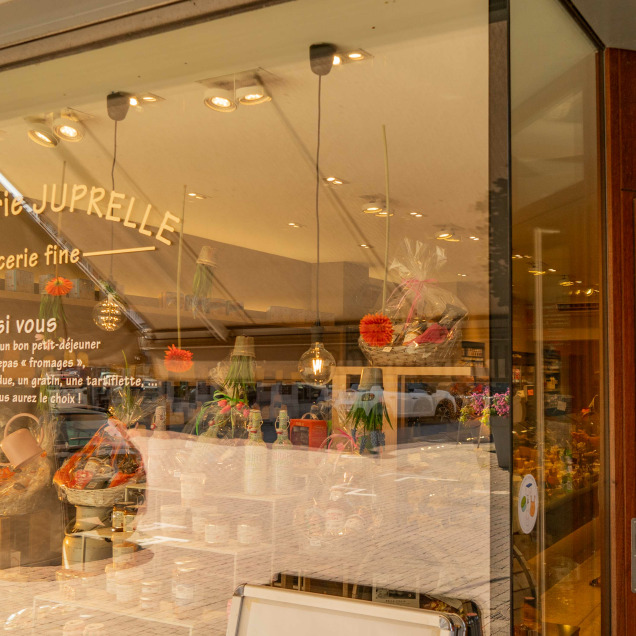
[
  {"xmin": 359, "ymin": 240, "xmax": 467, "ymax": 367},
  {"xmin": 0, "ymin": 413, "xmax": 55, "ymax": 517},
  {"xmin": 54, "ymin": 417, "xmax": 144, "ymax": 507}
]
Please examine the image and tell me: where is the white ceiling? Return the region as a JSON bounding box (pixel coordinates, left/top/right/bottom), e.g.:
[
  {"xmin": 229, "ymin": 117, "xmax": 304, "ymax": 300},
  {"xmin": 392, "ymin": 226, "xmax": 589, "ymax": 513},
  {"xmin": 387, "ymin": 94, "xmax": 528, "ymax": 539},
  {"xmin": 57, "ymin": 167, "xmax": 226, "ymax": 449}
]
[
  {"xmin": 0, "ymin": 0, "xmax": 604, "ymax": 329},
  {"xmin": 0, "ymin": 0, "xmax": 490, "ymax": 295}
]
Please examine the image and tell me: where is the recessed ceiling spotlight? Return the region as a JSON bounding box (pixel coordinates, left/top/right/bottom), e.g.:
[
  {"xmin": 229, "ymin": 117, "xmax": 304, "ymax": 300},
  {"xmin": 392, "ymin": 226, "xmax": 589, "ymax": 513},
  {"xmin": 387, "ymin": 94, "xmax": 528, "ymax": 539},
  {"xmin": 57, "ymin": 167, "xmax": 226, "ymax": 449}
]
[
  {"xmin": 323, "ymin": 176, "xmax": 346, "ymax": 186},
  {"xmin": 363, "ymin": 205, "xmax": 383, "ymax": 214},
  {"xmin": 436, "ymin": 231, "xmax": 458, "ymax": 241},
  {"xmin": 375, "ymin": 210, "xmax": 394, "ymax": 217},
  {"xmin": 333, "ymin": 55, "xmax": 342, "ymax": 66},
  {"xmin": 513, "ymin": 254, "xmax": 523, "ymax": 259},
  {"xmin": 204, "ymin": 88, "xmax": 237, "ymax": 113},
  {"xmin": 347, "ymin": 51, "xmax": 365, "ymax": 60},
  {"xmin": 560, "ymin": 279, "xmax": 574, "ymax": 287},
  {"xmin": 575, "ymin": 280, "xmax": 582, "ymax": 284},
  {"xmin": 469, "ymin": 236, "xmax": 480, "ymax": 241},
  {"xmin": 288, "ymin": 222, "xmax": 303, "ymax": 228},
  {"xmin": 528, "ymin": 268, "xmax": 546, "ymax": 276},
  {"xmin": 129, "ymin": 96, "xmax": 139, "ymax": 107},
  {"xmin": 457, "ymin": 273, "xmax": 467, "ymax": 277},
  {"xmin": 236, "ymin": 84, "xmax": 271, "ymax": 105},
  {"xmin": 187, "ymin": 192, "xmax": 208, "ymax": 200},
  {"xmin": 27, "ymin": 123, "xmax": 58, "ymax": 148},
  {"xmin": 360, "ymin": 244, "xmax": 372, "ymax": 249},
  {"xmin": 52, "ymin": 116, "xmax": 84, "ymax": 142},
  {"xmin": 548, "ymin": 268, "xmax": 556, "ymax": 272}
]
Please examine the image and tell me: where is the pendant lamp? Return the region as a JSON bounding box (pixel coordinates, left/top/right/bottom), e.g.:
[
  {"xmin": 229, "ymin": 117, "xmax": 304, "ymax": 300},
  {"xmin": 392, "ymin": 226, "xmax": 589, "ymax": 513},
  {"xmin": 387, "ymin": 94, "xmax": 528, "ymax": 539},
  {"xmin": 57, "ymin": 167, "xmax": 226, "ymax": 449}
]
[{"xmin": 298, "ymin": 43, "xmax": 337, "ymax": 386}]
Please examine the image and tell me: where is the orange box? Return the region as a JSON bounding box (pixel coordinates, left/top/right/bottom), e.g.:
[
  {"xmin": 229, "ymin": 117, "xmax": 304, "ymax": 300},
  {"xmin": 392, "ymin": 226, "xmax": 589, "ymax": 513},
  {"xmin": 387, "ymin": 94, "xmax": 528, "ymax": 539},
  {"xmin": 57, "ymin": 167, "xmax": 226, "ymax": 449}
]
[{"xmin": 289, "ymin": 419, "xmax": 328, "ymax": 448}]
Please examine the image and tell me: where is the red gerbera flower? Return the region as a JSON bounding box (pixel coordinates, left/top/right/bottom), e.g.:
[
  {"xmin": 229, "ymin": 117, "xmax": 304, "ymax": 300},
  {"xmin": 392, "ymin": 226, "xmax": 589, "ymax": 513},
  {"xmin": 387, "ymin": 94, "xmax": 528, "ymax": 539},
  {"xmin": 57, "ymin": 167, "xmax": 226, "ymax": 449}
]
[
  {"xmin": 360, "ymin": 313, "xmax": 394, "ymax": 347},
  {"xmin": 164, "ymin": 344, "xmax": 193, "ymax": 373},
  {"xmin": 45, "ymin": 277, "xmax": 73, "ymax": 296}
]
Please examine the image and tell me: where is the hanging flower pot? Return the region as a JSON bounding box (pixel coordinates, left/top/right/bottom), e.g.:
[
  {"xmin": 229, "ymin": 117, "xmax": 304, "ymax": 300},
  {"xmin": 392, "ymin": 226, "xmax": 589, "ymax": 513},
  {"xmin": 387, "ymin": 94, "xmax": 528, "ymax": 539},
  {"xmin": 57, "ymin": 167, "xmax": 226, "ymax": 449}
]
[
  {"xmin": 39, "ymin": 276, "xmax": 73, "ymax": 330},
  {"xmin": 164, "ymin": 345, "xmax": 193, "ymax": 373}
]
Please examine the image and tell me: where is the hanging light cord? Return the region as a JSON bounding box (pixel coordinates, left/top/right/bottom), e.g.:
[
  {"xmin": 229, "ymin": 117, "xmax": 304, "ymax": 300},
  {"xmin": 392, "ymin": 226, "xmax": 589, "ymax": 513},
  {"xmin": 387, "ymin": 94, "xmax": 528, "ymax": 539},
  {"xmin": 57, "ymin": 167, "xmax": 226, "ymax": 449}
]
[
  {"xmin": 314, "ymin": 74, "xmax": 322, "ymax": 327},
  {"xmin": 381, "ymin": 124, "xmax": 391, "ymax": 312},
  {"xmin": 55, "ymin": 161, "xmax": 67, "ymax": 279},
  {"xmin": 176, "ymin": 186, "xmax": 187, "ymax": 349},
  {"xmin": 109, "ymin": 120, "xmax": 118, "ymax": 281}
]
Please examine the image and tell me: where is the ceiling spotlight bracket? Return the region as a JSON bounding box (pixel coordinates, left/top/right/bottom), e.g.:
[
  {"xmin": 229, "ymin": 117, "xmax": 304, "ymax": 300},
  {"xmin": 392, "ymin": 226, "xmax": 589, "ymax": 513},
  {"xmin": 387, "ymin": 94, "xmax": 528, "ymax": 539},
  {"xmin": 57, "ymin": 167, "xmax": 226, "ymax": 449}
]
[
  {"xmin": 107, "ymin": 91, "xmax": 130, "ymax": 121},
  {"xmin": 310, "ymin": 43, "xmax": 337, "ymax": 76}
]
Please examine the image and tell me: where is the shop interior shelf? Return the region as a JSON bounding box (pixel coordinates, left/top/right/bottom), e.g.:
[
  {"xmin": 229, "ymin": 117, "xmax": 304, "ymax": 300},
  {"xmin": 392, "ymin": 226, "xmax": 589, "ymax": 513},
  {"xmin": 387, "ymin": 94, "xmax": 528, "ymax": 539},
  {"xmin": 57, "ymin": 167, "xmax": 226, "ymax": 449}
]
[{"xmin": 134, "ymin": 531, "xmax": 273, "ymax": 556}]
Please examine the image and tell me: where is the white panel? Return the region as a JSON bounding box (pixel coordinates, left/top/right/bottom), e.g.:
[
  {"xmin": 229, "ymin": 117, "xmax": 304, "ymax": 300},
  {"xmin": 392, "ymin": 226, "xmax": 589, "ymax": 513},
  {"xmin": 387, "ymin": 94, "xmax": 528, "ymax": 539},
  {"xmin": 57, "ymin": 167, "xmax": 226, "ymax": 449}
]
[{"xmin": 228, "ymin": 586, "xmax": 458, "ymax": 636}]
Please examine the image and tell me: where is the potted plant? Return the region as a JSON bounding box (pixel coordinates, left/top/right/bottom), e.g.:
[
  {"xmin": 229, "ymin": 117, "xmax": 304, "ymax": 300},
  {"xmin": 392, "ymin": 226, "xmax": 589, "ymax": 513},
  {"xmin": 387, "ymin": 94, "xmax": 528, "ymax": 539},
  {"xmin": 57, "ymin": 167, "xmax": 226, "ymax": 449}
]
[
  {"xmin": 460, "ymin": 387, "xmax": 510, "ymax": 467},
  {"xmin": 488, "ymin": 388, "xmax": 511, "ymax": 469}
]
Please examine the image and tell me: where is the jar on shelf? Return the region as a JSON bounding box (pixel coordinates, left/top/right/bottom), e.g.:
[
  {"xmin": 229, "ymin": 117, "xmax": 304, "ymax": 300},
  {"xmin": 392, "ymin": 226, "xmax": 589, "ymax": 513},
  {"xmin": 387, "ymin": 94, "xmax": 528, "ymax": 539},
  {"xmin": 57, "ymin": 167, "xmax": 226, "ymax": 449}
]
[
  {"xmin": 205, "ymin": 514, "xmax": 230, "ymax": 544},
  {"xmin": 140, "ymin": 580, "xmax": 162, "ymax": 612},
  {"xmin": 173, "ymin": 565, "xmax": 203, "ymax": 619},
  {"xmin": 237, "ymin": 516, "xmax": 262, "ymax": 545},
  {"xmin": 123, "ymin": 505, "xmax": 138, "ymax": 533},
  {"xmin": 112, "ymin": 502, "xmax": 127, "ymax": 531},
  {"xmin": 112, "ymin": 540, "xmax": 137, "ymax": 565}
]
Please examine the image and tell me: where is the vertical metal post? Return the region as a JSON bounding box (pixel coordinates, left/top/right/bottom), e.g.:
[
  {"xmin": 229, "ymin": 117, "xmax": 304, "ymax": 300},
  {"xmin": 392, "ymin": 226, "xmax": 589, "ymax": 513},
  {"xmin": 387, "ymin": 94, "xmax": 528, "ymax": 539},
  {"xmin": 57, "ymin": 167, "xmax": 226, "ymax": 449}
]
[{"xmin": 533, "ymin": 226, "xmax": 558, "ymax": 632}]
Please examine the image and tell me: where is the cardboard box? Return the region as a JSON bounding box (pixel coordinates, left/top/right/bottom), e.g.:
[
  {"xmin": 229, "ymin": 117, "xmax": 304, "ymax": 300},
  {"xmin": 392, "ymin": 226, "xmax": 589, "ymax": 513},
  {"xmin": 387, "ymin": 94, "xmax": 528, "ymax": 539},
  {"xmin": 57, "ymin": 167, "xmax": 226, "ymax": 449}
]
[{"xmin": 5, "ymin": 269, "xmax": 34, "ymax": 293}]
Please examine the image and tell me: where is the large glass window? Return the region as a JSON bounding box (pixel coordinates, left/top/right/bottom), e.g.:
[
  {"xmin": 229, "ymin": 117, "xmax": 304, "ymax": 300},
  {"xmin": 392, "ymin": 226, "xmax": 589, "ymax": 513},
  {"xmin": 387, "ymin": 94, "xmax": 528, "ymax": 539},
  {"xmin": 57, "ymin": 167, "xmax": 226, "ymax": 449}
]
[
  {"xmin": 0, "ymin": 0, "xmax": 532, "ymax": 634},
  {"xmin": 511, "ymin": 0, "xmax": 603, "ymax": 633}
]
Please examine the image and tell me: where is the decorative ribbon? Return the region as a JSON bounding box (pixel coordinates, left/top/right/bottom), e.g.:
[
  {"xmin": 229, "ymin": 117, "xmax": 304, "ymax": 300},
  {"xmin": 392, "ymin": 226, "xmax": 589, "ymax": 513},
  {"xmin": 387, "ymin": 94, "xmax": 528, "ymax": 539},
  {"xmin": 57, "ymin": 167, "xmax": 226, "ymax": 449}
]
[{"xmin": 386, "ymin": 277, "xmax": 437, "ymax": 326}]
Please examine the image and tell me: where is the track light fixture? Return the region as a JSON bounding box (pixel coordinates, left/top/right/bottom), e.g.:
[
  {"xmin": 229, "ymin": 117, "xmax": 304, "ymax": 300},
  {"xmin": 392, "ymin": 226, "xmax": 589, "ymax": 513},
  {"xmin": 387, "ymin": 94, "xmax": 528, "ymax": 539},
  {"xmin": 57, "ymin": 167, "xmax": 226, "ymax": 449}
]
[
  {"xmin": 204, "ymin": 88, "xmax": 237, "ymax": 112},
  {"xmin": 236, "ymin": 84, "xmax": 271, "ymax": 105},
  {"xmin": 52, "ymin": 116, "xmax": 84, "ymax": 142},
  {"xmin": 27, "ymin": 122, "xmax": 58, "ymax": 148}
]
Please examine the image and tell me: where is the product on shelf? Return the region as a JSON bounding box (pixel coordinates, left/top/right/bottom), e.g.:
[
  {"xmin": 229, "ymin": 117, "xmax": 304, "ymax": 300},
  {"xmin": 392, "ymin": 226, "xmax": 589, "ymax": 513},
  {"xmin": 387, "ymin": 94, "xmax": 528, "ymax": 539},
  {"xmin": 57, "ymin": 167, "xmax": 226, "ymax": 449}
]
[
  {"xmin": 273, "ymin": 405, "xmax": 295, "ymax": 494},
  {"xmin": 358, "ymin": 239, "xmax": 467, "ymax": 366},
  {"xmin": 244, "ymin": 408, "xmax": 268, "ymax": 496}
]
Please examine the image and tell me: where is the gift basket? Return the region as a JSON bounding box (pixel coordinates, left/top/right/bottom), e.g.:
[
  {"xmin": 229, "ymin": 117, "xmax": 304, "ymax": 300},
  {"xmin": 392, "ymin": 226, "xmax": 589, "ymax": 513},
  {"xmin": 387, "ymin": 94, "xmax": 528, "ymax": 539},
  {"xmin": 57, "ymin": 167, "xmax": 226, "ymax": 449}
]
[
  {"xmin": 54, "ymin": 417, "xmax": 144, "ymax": 507},
  {"xmin": 0, "ymin": 413, "xmax": 53, "ymax": 516},
  {"xmin": 359, "ymin": 239, "xmax": 467, "ymax": 366}
]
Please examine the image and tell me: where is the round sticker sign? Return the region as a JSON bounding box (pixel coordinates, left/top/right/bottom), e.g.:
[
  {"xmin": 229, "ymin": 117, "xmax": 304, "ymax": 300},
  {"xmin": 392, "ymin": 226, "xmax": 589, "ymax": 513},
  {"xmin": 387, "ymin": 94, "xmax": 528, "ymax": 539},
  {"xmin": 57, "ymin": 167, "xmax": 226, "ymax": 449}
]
[{"xmin": 518, "ymin": 474, "xmax": 538, "ymax": 534}]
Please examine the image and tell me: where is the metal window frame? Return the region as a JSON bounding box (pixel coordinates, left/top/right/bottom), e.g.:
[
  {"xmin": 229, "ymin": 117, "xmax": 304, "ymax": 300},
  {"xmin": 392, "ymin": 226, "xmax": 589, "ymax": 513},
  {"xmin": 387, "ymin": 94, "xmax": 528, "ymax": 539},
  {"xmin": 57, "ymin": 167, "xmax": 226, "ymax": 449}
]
[{"xmin": 0, "ymin": 0, "xmax": 290, "ymax": 72}]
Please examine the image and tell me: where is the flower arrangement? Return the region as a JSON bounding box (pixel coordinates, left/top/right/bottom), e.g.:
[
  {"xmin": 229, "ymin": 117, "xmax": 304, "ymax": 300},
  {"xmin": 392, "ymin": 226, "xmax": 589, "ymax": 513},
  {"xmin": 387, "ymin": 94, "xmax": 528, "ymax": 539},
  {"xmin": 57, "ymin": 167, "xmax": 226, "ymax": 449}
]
[
  {"xmin": 39, "ymin": 276, "xmax": 73, "ymax": 331},
  {"xmin": 194, "ymin": 390, "xmax": 250, "ymax": 438},
  {"xmin": 459, "ymin": 387, "xmax": 510, "ymax": 427},
  {"xmin": 164, "ymin": 344, "xmax": 194, "ymax": 373},
  {"xmin": 359, "ymin": 313, "xmax": 394, "ymax": 347}
]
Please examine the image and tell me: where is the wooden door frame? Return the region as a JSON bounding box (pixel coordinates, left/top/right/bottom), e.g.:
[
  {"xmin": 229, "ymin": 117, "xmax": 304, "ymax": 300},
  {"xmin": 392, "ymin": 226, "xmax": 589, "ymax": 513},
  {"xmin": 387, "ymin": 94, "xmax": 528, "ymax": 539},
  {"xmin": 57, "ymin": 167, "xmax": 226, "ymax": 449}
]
[{"xmin": 605, "ymin": 47, "xmax": 636, "ymax": 636}]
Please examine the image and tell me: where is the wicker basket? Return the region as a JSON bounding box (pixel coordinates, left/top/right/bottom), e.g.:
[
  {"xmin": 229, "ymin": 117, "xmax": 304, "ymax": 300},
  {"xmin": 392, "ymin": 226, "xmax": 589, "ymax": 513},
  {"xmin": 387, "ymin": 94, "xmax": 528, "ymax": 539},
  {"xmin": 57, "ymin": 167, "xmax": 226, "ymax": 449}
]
[
  {"xmin": 358, "ymin": 321, "xmax": 464, "ymax": 367},
  {"xmin": 57, "ymin": 483, "xmax": 128, "ymax": 507}
]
